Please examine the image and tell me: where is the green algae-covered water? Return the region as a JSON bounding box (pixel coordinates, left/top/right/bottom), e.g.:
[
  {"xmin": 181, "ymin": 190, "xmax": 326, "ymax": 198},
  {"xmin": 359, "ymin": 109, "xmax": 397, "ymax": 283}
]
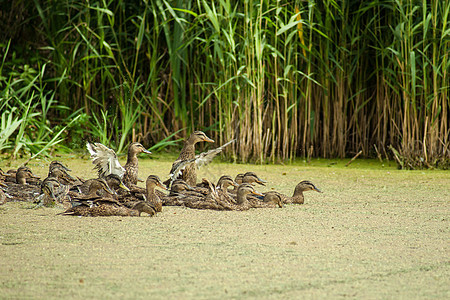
[{"xmin": 1, "ymin": 154, "xmax": 449, "ymax": 299}]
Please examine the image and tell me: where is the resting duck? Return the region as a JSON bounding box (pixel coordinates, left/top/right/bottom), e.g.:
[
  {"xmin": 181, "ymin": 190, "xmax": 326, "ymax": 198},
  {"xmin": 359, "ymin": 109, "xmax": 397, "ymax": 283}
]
[
  {"xmin": 1, "ymin": 169, "xmax": 42, "ymax": 202},
  {"xmin": 36, "ymin": 177, "xmax": 70, "ymax": 207},
  {"xmin": 71, "ymin": 174, "xmax": 129, "ymax": 195},
  {"xmin": 263, "ymin": 180, "xmax": 322, "ymax": 204},
  {"xmin": 230, "ymin": 172, "xmax": 265, "ymax": 194},
  {"xmin": 86, "ymin": 142, "xmax": 151, "ymax": 186},
  {"xmin": 16, "ymin": 166, "xmax": 41, "ymax": 185},
  {"xmin": 163, "ymin": 178, "xmax": 233, "ymax": 210},
  {"xmin": 48, "ymin": 161, "xmax": 71, "ymax": 175},
  {"xmin": 60, "ymin": 178, "xmax": 155, "ymax": 217},
  {"xmin": 0, "ymin": 181, "xmax": 7, "ymax": 205},
  {"xmin": 119, "ymin": 175, "xmax": 167, "ymax": 212},
  {"xmin": 61, "ymin": 198, "xmax": 156, "ymax": 217}
]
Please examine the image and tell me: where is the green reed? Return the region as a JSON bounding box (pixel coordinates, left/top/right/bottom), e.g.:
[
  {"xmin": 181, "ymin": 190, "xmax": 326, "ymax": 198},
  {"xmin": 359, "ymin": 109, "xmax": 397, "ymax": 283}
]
[{"xmin": 0, "ymin": 0, "xmax": 448, "ymax": 168}]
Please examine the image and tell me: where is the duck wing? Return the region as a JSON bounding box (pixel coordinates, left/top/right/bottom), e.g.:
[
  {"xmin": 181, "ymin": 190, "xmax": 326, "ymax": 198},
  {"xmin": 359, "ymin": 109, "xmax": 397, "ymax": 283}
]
[
  {"xmin": 86, "ymin": 142, "xmax": 125, "ymax": 179},
  {"xmin": 167, "ymin": 139, "xmax": 235, "ymax": 187}
]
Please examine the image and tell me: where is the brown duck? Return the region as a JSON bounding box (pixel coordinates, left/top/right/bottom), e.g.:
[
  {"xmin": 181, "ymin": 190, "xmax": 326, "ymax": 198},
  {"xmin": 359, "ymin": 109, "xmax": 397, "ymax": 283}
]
[
  {"xmin": 61, "ymin": 178, "xmax": 156, "ymax": 217},
  {"xmin": 86, "ymin": 142, "xmax": 151, "ymax": 186},
  {"xmin": 263, "ymin": 180, "xmax": 322, "ymax": 204},
  {"xmin": 119, "ymin": 175, "xmax": 167, "ymax": 212},
  {"xmin": 166, "ymin": 131, "xmax": 215, "ymax": 187}
]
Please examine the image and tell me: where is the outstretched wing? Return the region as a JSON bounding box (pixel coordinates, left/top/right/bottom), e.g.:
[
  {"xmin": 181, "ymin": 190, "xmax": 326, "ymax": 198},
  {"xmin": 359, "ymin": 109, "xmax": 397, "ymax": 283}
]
[
  {"xmin": 194, "ymin": 139, "xmax": 235, "ymax": 168},
  {"xmin": 167, "ymin": 139, "xmax": 235, "ymax": 187},
  {"xmin": 86, "ymin": 142, "xmax": 125, "ymax": 179}
]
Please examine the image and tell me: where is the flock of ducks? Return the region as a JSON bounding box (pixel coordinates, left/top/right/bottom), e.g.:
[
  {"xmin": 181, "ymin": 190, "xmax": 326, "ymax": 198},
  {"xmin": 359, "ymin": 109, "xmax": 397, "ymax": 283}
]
[{"xmin": 0, "ymin": 131, "xmax": 322, "ymax": 217}]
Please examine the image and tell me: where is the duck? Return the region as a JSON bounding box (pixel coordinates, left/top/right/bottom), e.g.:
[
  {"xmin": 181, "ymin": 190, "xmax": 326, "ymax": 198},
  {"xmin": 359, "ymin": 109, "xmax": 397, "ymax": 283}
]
[
  {"xmin": 118, "ymin": 175, "xmax": 167, "ymax": 212},
  {"xmin": 0, "ymin": 181, "xmax": 9, "ymax": 205},
  {"xmin": 230, "ymin": 172, "xmax": 265, "ymax": 195},
  {"xmin": 47, "ymin": 167, "xmax": 79, "ymax": 186},
  {"xmin": 15, "ymin": 166, "xmax": 41, "ymax": 185},
  {"xmin": 192, "ymin": 174, "xmax": 237, "ymax": 195},
  {"xmin": 48, "ymin": 161, "xmax": 72, "ymax": 176},
  {"xmin": 166, "ymin": 131, "xmax": 227, "ymax": 187},
  {"xmin": 36, "ymin": 177, "xmax": 70, "ymax": 207},
  {"xmin": 86, "ymin": 141, "xmax": 151, "ymax": 186},
  {"xmin": 1, "ymin": 170, "xmax": 42, "ymax": 202},
  {"xmin": 234, "ymin": 183, "xmax": 283, "ymax": 209},
  {"xmin": 61, "ymin": 198, "xmax": 156, "ymax": 217},
  {"xmin": 163, "ymin": 178, "xmax": 233, "ymax": 210},
  {"xmin": 162, "ymin": 179, "xmax": 274, "ymax": 211},
  {"xmin": 162, "ymin": 179, "xmax": 200, "ymax": 206},
  {"xmin": 71, "ymin": 174, "xmax": 129, "ymax": 195},
  {"xmin": 242, "ymin": 172, "xmax": 266, "ymax": 185},
  {"xmin": 122, "ymin": 143, "xmax": 152, "ymax": 186},
  {"xmin": 262, "ymin": 180, "xmax": 322, "ymax": 204},
  {"xmin": 60, "ymin": 178, "xmax": 155, "ymax": 217},
  {"xmin": 67, "ymin": 178, "xmax": 115, "ymax": 201}
]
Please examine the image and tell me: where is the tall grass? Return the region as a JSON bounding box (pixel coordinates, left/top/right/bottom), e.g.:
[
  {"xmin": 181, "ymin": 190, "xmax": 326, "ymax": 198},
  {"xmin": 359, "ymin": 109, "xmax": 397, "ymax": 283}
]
[{"xmin": 1, "ymin": 0, "xmax": 449, "ymax": 168}]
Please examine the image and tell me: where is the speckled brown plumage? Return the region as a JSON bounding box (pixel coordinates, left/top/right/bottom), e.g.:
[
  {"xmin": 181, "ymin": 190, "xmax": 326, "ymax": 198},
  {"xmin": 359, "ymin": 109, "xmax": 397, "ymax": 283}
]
[
  {"xmin": 61, "ymin": 200, "xmax": 156, "ymax": 217},
  {"xmin": 168, "ymin": 131, "xmax": 214, "ymax": 186},
  {"xmin": 262, "ymin": 180, "xmax": 322, "ymax": 204},
  {"xmin": 163, "ymin": 179, "xmax": 274, "ymax": 211},
  {"xmin": 119, "ymin": 175, "xmax": 166, "ymax": 212},
  {"xmin": 62, "ymin": 177, "xmax": 155, "ymax": 217},
  {"xmin": 122, "ymin": 142, "xmax": 152, "ymax": 186}
]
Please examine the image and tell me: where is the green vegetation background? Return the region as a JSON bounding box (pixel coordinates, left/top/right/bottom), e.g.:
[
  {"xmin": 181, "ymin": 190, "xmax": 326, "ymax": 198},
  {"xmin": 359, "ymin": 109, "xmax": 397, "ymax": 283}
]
[{"xmin": 0, "ymin": 0, "xmax": 448, "ymax": 168}]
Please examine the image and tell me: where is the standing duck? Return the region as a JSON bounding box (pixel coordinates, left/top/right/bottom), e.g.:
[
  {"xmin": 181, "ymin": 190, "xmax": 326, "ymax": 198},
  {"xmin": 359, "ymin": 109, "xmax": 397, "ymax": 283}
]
[
  {"xmin": 87, "ymin": 142, "xmax": 151, "ymax": 186},
  {"xmin": 166, "ymin": 131, "xmax": 214, "ymax": 187}
]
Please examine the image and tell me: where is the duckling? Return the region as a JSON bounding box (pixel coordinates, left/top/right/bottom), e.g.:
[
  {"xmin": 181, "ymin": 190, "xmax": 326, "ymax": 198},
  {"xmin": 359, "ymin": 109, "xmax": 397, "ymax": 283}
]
[
  {"xmin": 263, "ymin": 180, "xmax": 322, "ymax": 204},
  {"xmin": 86, "ymin": 142, "xmax": 151, "ymax": 186},
  {"xmin": 165, "ymin": 131, "xmax": 215, "ymax": 187},
  {"xmin": 119, "ymin": 175, "xmax": 166, "ymax": 212}
]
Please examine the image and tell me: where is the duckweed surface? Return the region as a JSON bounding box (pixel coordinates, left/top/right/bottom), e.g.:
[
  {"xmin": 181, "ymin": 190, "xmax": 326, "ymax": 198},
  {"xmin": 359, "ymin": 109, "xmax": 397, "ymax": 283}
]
[{"xmin": 1, "ymin": 156, "xmax": 449, "ymax": 299}]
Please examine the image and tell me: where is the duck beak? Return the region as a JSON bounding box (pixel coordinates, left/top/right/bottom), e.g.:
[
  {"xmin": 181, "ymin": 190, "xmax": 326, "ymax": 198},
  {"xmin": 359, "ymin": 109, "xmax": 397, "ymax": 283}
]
[
  {"xmin": 203, "ymin": 137, "xmax": 215, "ymax": 143},
  {"xmin": 142, "ymin": 149, "xmax": 152, "ymax": 154},
  {"xmin": 119, "ymin": 182, "xmax": 130, "ymax": 192},
  {"xmin": 256, "ymin": 178, "xmax": 266, "ymax": 186},
  {"xmin": 277, "ymin": 200, "xmax": 283, "ymax": 208},
  {"xmin": 313, "ymin": 186, "xmax": 323, "ymax": 193},
  {"xmin": 157, "ymin": 182, "xmax": 168, "ymax": 190},
  {"xmin": 251, "ymin": 190, "xmax": 264, "ymax": 197},
  {"xmin": 104, "ymin": 185, "xmax": 115, "ymax": 195}
]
